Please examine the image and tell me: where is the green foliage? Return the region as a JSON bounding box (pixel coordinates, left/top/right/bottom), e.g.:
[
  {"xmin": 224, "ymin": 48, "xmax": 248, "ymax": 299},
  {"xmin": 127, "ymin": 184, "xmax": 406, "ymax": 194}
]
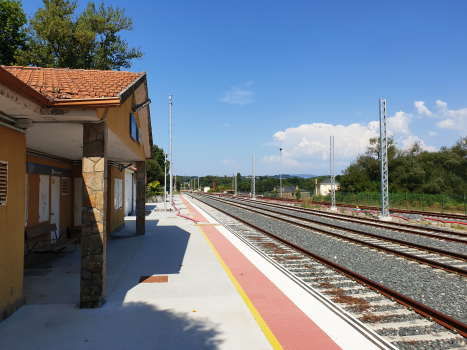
[
  {"xmin": 146, "ymin": 159, "xmax": 164, "ymax": 185},
  {"xmin": 146, "ymin": 145, "xmax": 170, "ymax": 187},
  {"xmin": 153, "ymin": 145, "xmax": 169, "ymax": 172},
  {"xmin": 340, "ymin": 136, "xmax": 467, "ymax": 194},
  {"xmin": 295, "ymin": 188, "xmax": 301, "ymax": 200},
  {"xmin": 146, "ymin": 180, "xmax": 161, "ymax": 196},
  {"xmin": 0, "ymin": 0, "xmax": 28, "ymax": 65},
  {"xmin": 15, "ymin": 0, "xmax": 143, "ymax": 70}
]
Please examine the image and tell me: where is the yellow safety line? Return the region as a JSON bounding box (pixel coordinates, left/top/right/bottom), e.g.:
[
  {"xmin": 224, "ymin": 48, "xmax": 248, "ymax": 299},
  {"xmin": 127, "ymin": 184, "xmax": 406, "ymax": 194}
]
[
  {"xmin": 197, "ymin": 225, "xmax": 283, "ymax": 350},
  {"xmin": 182, "ymin": 195, "xmax": 282, "ymax": 348}
]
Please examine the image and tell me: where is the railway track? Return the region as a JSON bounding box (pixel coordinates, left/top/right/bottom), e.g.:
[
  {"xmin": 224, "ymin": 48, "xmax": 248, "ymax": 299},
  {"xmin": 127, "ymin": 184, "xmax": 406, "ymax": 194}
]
[
  {"xmin": 233, "ymin": 196, "xmax": 467, "ymax": 244},
  {"xmin": 294, "ymin": 199, "xmax": 467, "ymax": 221},
  {"xmin": 187, "ymin": 193, "xmax": 467, "ymax": 350},
  {"xmin": 204, "ymin": 194, "xmax": 467, "ymax": 276}
]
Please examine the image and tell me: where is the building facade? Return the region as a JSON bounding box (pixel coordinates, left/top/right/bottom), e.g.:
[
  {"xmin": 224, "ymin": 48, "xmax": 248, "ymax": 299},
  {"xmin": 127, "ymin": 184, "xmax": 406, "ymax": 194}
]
[
  {"xmin": 0, "ymin": 66, "xmax": 153, "ymax": 320},
  {"xmin": 316, "ymin": 178, "xmax": 340, "ymax": 196}
]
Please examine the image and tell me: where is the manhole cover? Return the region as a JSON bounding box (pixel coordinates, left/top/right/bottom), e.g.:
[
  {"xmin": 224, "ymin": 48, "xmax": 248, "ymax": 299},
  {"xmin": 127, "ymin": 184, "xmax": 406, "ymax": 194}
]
[{"xmin": 139, "ymin": 276, "xmax": 168, "ymax": 283}]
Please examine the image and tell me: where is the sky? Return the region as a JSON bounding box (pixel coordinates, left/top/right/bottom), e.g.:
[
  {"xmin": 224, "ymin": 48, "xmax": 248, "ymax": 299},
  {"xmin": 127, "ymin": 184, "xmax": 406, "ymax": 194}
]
[{"xmin": 22, "ymin": 0, "xmax": 467, "ymax": 177}]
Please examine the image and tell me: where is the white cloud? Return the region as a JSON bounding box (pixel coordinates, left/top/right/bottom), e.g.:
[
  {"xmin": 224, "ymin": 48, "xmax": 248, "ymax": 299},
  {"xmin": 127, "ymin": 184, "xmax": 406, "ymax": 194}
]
[
  {"xmin": 224, "ymin": 123, "xmax": 229, "ymax": 127},
  {"xmin": 435, "ymin": 102, "xmax": 467, "ymax": 131},
  {"xmin": 262, "ymin": 122, "xmax": 380, "ymax": 170},
  {"xmin": 414, "ymin": 101, "xmax": 432, "ymax": 116},
  {"xmin": 401, "ymin": 135, "xmax": 436, "ymax": 152},
  {"xmin": 221, "ymin": 87, "xmax": 255, "ymax": 105},
  {"xmin": 244, "ymin": 80, "xmax": 254, "ymax": 85},
  {"xmin": 435, "ymin": 100, "xmax": 447, "ymax": 110},
  {"xmin": 412, "ymin": 100, "xmax": 467, "ymax": 132},
  {"xmin": 387, "ymin": 111, "xmax": 413, "ymax": 134},
  {"xmin": 428, "ymin": 131, "xmax": 438, "ymax": 137},
  {"xmin": 222, "ymin": 159, "xmax": 235, "ymax": 164},
  {"xmin": 436, "ymin": 119, "xmax": 456, "ymax": 129}
]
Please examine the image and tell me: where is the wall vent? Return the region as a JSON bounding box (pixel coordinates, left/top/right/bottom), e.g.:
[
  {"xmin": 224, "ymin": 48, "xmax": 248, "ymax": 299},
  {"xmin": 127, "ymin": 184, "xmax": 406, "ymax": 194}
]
[
  {"xmin": 0, "ymin": 161, "xmax": 7, "ymax": 205},
  {"xmin": 61, "ymin": 177, "xmax": 69, "ymax": 195}
]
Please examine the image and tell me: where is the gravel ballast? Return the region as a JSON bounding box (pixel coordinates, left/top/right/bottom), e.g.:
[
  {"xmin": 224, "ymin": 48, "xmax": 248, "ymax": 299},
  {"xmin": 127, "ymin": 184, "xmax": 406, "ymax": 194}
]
[
  {"xmin": 229, "ymin": 198, "xmax": 467, "ymax": 256},
  {"xmin": 197, "ymin": 195, "xmax": 467, "ymax": 325}
]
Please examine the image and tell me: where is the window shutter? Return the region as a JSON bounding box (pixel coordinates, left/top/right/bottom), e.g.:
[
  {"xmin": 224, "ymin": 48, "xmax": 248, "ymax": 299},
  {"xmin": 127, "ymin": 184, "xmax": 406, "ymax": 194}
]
[
  {"xmin": 0, "ymin": 161, "xmax": 7, "ymax": 205},
  {"xmin": 61, "ymin": 177, "xmax": 69, "ymax": 195}
]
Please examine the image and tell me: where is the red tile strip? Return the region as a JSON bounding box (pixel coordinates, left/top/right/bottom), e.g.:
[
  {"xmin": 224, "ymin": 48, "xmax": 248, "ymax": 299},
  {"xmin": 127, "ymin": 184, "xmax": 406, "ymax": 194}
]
[{"xmin": 179, "ymin": 195, "xmax": 341, "ymax": 350}]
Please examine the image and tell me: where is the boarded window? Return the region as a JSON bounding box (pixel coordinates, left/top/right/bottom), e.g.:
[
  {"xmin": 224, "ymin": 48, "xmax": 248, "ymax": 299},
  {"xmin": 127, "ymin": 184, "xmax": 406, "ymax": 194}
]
[
  {"xmin": 61, "ymin": 177, "xmax": 69, "ymax": 195},
  {"xmin": 114, "ymin": 179, "xmax": 123, "ymax": 210},
  {"xmin": 0, "ymin": 161, "xmax": 7, "ymax": 205}
]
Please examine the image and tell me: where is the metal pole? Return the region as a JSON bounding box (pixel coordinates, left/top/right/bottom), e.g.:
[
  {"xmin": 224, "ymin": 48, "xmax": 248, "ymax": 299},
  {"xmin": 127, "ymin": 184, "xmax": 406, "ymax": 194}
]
[
  {"xmin": 198, "ymin": 176, "xmax": 199, "ymax": 191},
  {"xmin": 164, "ymin": 154, "xmax": 167, "ymax": 212},
  {"xmin": 443, "ymin": 193, "xmax": 445, "ymax": 214},
  {"xmin": 279, "ymin": 148, "xmax": 282, "ymax": 198},
  {"xmin": 379, "ymin": 99, "xmax": 390, "ymax": 219},
  {"xmin": 252, "ymin": 154, "xmax": 256, "ymax": 199},
  {"xmin": 330, "ymin": 136, "xmax": 336, "ymax": 210},
  {"xmin": 235, "ymin": 165, "xmax": 237, "ymax": 196},
  {"xmin": 169, "ymin": 95, "xmax": 173, "ymax": 207},
  {"xmin": 423, "ymin": 193, "xmax": 425, "ymax": 211}
]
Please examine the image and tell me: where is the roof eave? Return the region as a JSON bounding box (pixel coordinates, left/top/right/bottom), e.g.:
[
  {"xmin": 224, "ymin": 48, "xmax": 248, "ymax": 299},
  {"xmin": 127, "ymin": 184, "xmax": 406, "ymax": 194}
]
[
  {"xmin": 48, "ymin": 97, "xmax": 121, "ymax": 108},
  {"xmin": 0, "ymin": 66, "xmax": 50, "ymax": 107}
]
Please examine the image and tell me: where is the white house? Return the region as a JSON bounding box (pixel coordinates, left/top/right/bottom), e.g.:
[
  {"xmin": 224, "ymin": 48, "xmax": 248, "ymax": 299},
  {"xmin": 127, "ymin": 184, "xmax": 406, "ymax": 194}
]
[{"xmin": 317, "ymin": 178, "xmax": 340, "ymax": 196}]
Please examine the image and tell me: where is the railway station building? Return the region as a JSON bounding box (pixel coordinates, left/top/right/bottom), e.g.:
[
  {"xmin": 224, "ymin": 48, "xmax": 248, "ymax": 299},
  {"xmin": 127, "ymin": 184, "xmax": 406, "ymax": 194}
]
[{"xmin": 0, "ymin": 66, "xmax": 153, "ymax": 320}]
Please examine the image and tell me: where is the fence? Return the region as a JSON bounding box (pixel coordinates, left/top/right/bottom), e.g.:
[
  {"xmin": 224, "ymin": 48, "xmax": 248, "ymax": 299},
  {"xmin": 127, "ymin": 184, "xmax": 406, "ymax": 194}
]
[{"xmin": 311, "ymin": 192, "xmax": 467, "ymax": 215}]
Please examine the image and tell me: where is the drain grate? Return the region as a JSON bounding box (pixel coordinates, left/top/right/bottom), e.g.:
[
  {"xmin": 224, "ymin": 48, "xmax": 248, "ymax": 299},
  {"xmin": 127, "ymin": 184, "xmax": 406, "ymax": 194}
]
[{"xmin": 139, "ymin": 275, "xmax": 168, "ymax": 283}]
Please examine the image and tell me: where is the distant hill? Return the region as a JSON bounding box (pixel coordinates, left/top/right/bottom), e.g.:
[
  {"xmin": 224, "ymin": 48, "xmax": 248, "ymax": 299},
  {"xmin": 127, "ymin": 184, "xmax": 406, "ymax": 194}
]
[{"xmin": 262, "ymin": 174, "xmax": 319, "ymax": 179}]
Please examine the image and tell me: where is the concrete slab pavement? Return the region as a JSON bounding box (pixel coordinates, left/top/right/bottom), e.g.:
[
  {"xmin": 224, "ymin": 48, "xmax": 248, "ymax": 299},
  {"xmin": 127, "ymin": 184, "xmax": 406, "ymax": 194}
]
[{"xmin": 0, "ymin": 198, "xmax": 273, "ymax": 350}]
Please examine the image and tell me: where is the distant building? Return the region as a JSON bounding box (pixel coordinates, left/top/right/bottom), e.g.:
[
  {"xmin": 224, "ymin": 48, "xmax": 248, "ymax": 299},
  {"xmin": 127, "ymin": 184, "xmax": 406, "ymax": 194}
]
[
  {"xmin": 316, "ymin": 178, "xmax": 340, "ymax": 196},
  {"xmin": 204, "ymin": 186, "xmax": 210, "ymax": 193},
  {"xmin": 273, "ymin": 185, "xmax": 310, "ymax": 199}
]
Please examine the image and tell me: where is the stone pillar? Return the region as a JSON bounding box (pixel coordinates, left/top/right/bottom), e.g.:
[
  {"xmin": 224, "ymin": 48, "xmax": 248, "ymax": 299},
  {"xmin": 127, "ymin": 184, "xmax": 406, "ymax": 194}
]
[
  {"xmin": 80, "ymin": 123, "xmax": 108, "ymax": 309},
  {"xmin": 136, "ymin": 161, "xmax": 146, "ymax": 236}
]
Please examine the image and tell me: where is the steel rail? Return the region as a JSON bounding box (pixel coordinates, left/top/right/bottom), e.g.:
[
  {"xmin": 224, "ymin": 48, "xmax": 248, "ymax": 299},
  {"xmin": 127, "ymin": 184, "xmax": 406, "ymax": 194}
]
[
  {"xmin": 197, "ymin": 194, "xmax": 467, "ymax": 276},
  {"xmin": 234, "ymin": 196, "xmax": 467, "ymax": 243},
  {"xmin": 308, "ymin": 200, "xmax": 466, "ymax": 220},
  {"xmin": 190, "ymin": 194, "xmax": 467, "ymax": 337}
]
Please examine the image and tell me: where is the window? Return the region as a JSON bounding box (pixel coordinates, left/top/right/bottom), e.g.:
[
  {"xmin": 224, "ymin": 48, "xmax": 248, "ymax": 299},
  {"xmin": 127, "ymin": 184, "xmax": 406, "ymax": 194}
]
[
  {"xmin": 0, "ymin": 161, "xmax": 7, "ymax": 205},
  {"xmin": 114, "ymin": 179, "xmax": 123, "ymax": 210},
  {"xmin": 61, "ymin": 177, "xmax": 69, "ymax": 195}
]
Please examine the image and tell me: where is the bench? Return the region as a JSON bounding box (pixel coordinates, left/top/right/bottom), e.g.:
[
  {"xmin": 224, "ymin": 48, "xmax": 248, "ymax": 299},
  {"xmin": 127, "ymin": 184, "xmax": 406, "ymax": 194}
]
[{"xmin": 25, "ymin": 223, "xmax": 78, "ymax": 267}]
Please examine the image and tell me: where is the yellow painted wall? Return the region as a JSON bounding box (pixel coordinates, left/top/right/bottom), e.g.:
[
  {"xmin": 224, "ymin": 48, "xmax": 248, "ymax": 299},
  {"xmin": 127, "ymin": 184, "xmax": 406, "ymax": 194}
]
[
  {"xmin": 25, "ymin": 156, "xmax": 74, "ymax": 233},
  {"xmin": 0, "ymin": 125, "xmax": 26, "ymax": 312},
  {"xmin": 99, "ymin": 96, "xmax": 146, "ymax": 161},
  {"xmin": 106, "ymin": 165, "xmax": 125, "ymax": 236}
]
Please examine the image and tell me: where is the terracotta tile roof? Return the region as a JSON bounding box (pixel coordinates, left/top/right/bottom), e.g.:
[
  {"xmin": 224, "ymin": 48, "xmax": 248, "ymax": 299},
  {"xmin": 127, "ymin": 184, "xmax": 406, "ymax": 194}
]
[{"xmin": 1, "ymin": 66, "xmax": 143, "ymax": 100}]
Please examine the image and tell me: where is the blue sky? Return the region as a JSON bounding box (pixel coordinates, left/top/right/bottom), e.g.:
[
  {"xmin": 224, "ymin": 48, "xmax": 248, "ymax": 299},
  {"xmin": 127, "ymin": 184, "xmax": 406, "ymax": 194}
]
[{"xmin": 22, "ymin": 0, "xmax": 467, "ymax": 177}]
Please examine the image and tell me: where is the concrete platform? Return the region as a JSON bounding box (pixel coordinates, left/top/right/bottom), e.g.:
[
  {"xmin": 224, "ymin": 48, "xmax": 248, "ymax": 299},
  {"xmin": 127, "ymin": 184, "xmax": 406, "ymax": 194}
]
[
  {"xmin": 0, "ymin": 195, "xmax": 395, "ymax": 350},
  {"xmin": 0, "ymin": 198, "xmax": 272, "ymax": 350}
]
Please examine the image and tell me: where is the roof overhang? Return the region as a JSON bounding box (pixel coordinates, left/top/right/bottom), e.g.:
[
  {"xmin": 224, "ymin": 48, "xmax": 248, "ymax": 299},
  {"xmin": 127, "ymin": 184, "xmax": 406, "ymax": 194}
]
[{"xmin": 0, "ymin": 66, "xmax": 148, "ymax": 110}]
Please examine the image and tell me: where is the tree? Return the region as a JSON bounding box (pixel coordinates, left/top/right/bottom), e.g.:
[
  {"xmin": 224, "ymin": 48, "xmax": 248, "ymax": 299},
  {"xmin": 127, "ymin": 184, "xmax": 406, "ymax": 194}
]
[
  {"xmin": 153, "ymin": 145, "xmax": 169, "ymax": 172},
  {"xmin": 146, "ymin": 160, "xmax": 164, "ymax": 185},
  {"xmin": 0, "ymin": 0, "xmax": 28, "ymax": 65},
  {"xmin": 16, "ymin": 0, "xmax": 143, "ymax": 70},
  {"xmin": 295, "ymin": 188, "xmax": 301, "ymax": 200},
  {"xmin": 146, "ymin": 181, "xmax": 161, "ymax": 196}
]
